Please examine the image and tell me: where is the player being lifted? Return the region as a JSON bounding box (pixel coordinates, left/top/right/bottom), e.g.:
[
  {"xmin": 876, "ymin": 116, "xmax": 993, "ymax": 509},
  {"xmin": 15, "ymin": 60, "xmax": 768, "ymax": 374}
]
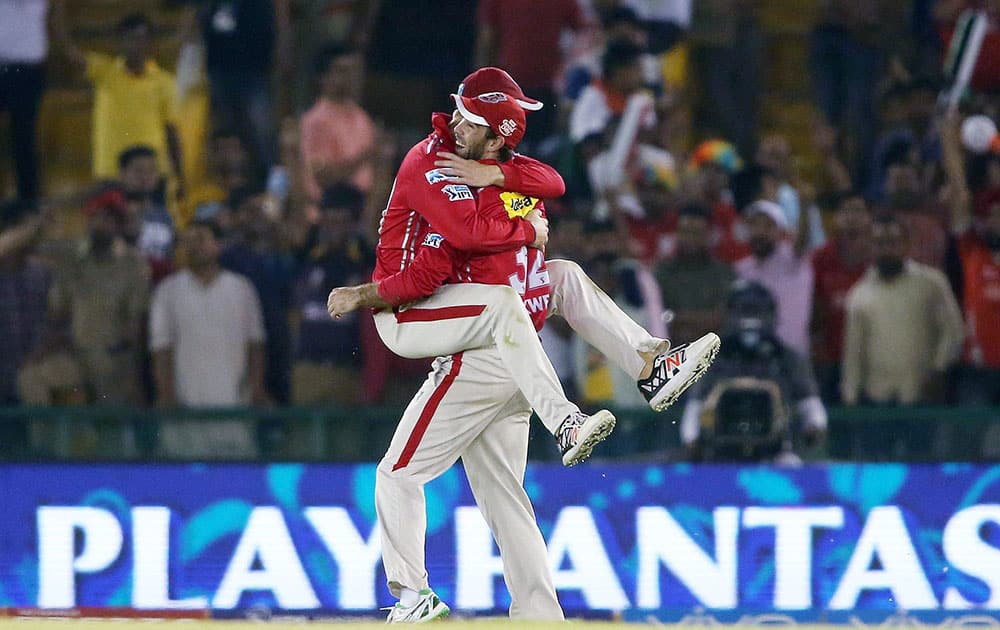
[
  {"xmin": 329, "ymin": 68, "xmax": 718, "ymax": 463},
  {"xmin": 327, "ymin": 68, "xmax": 719, "ymax": 622}
]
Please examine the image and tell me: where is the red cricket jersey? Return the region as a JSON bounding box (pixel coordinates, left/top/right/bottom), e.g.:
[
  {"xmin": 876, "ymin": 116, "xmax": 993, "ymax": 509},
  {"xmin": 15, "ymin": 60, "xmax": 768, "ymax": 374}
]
[
  {"xmin": 379, "ymin": 187, "xmax": 552, "ymax": 332},
  {"xmin": 375, "ymin": 113, "xmax": 563, "ymax": 314},
  {"xmin": 373, "ymin": 113, "xmax": 564, "ymax": 293}
]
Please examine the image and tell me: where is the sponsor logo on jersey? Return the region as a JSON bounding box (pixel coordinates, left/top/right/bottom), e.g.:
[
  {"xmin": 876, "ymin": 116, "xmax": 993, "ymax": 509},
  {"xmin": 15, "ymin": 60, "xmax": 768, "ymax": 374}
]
[
  {"xmin": 442, "ymin": 184, "xmax": 474, "ymax": 202},
  {"xmin": 424, "ymin": 169, "xmax": 449, "ymax": 185},
  {"xmin": 500, "ymin": 192, "xmax": 539, "ymax": 218},
  {"xmin": 422, "ymin": 233, "xmax": 444, "ymax": 248},
  {"xmin": 498, "ymin": 118, "xmax": 518, "ymax": 137}
]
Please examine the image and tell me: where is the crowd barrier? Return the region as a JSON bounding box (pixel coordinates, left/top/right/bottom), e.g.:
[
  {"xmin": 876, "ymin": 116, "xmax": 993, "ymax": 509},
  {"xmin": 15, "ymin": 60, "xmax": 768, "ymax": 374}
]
[
  {"xmin": 0, "ymin": 462, "xmax": 998, "ymax": 623},
  {"xmin": 0, "ymin": 405, "xmax": 998, "ymax": 462}
]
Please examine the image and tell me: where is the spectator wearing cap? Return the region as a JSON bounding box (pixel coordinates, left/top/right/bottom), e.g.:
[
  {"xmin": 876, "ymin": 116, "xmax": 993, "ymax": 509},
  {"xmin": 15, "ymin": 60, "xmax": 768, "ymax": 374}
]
[
  {"xmin": 475, "ymin": 0, "xmax": 588, "ymax": 147},
  {"xmin": 290, "ymin": 184, "xmax": 374, "ymax": 406},
  {"xmin": 687, "ymin": 140, "xmax": 751, "ymax": 263},
  {"xmin": 841, "ymin": 215, "xmax": 964, "ymax": 406},
  {"xmin": 0, "ymin": 206, "xmax": 50, "ymax": 404},
  {"xmin": 735, "ymin": 199, "xmax": 814, "ymax": 357},
  {"xmin": 64, "ymin": 14, "xmax": 185, "ymax": 190},
  {"xmin": 655, "ymin": 203, "xmax": 736, "ymax": 345},
  {"xmin": 48, "ymin": 193, "xmax": 150, "ymax": 404},
  {"xmin": 300, "ymin": 45, "xmax": 376, "ymax": 205},
  {"xmin": 811, "ymin": 194, "xmax": 872, "ymax": 402},
  {"xmin": 151, "ymin": 219, "xmax": 267, "ymax": 410}
]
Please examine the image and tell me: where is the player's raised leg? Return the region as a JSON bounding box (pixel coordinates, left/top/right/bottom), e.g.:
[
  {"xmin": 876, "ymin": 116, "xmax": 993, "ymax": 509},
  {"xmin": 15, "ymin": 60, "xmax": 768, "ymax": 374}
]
[
  {"xmin": 373, "ymin": 282, "xmax": 615, "ymax": 465},
  {"xmin": 546, "ymin": 259, "xmax": 720, "ymax": 411}
]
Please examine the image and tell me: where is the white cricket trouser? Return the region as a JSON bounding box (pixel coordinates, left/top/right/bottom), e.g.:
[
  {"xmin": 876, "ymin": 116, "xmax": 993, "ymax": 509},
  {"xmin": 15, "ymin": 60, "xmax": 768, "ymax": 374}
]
[
  {"xmin": 546, "ymin": 259, "xmax": 666, "ymax": 379},
  {"xmin": 376, "ymin": 349, "xmax": 564, "ymax": 620},
  {"xmin": 374, "ymin": 283, "xmax": 578, "ymax": 433}
]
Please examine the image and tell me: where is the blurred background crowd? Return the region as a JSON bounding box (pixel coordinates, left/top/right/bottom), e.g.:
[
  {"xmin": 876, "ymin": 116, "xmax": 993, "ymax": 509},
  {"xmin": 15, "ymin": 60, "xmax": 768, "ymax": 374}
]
[{"xmin": 1, "ymin": 0, "xmax": 999, "ymax": 462}]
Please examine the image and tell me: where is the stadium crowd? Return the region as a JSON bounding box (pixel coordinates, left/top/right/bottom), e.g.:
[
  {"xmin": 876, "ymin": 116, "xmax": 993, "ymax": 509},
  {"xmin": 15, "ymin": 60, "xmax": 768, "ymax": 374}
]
[{"xmin": 1, "ymin": 0, "xmax": 999, "ymax": 460}]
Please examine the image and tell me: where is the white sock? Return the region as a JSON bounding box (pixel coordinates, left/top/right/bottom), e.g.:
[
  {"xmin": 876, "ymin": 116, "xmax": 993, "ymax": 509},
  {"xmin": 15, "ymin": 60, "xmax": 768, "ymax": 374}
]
[{"xmin": 399, "ymin": 587, "xmax": 420, "ymax": 607}]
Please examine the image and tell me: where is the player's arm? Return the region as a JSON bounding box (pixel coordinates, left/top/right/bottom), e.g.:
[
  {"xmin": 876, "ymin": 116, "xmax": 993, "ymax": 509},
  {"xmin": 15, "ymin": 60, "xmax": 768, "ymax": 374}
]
[
  {"xmin": 327, "ymin": 239, "xmax": 459, "ymax": 316},
  {"xmin": 433, "ymin": 152, "xmax": 566, "ymax": 198},
  {"xmin": 405, "ymin": 153, "xmax": 537, "ymax": 253}
]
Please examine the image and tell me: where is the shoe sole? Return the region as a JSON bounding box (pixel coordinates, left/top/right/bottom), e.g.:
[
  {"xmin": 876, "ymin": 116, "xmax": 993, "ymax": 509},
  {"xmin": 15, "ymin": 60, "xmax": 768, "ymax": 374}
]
[
  {"xmin": 648, "ymin": 333, "xmax": 721, "ymax": 412},
  {"xmin": 389, "ymin": 602, "xmax": 450, "ymax": 624},
  {"xmin": 418, "ymin": 603, "xmax": 450, "ymax": 623},
  {"xmin": 562, "ymin": 410, "xmax": 616, "ymax": 467}
]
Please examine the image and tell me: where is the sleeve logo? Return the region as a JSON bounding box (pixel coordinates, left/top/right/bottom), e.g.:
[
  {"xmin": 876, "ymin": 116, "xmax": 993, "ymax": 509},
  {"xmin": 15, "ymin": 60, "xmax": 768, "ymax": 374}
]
[
  {"xmin": 424, "ymin": 169, "xmax": 449, "ymax": 184},
  {"xmin": 500, "ymin": 192, "xmax": 539, "ymax": 218},
  {"xmin": 442, "ymin": 184, "xmax": 474, "ymax": 202},
  {"xmin": 421, "ymin": 233, "xmax": 444, "ymax": 248}
]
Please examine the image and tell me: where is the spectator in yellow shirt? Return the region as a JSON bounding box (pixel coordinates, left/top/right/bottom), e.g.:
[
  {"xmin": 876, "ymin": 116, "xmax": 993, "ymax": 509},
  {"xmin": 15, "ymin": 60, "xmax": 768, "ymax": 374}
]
[{"xmin": 67, "ymin": 14, "xmax": 185, "ymax": 196}]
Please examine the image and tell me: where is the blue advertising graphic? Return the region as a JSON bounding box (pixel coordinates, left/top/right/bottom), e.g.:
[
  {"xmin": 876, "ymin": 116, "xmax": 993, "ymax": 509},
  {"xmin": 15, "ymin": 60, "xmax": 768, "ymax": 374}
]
[{"xmin": 1, "ymin": 463, "xmax": 999, "ymax": 617}]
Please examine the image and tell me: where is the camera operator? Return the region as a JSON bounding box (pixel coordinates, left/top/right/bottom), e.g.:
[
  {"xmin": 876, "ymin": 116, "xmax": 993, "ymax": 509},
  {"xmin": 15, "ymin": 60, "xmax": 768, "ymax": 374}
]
[{"xmin": 680, "ymin": 279, "xmax": 827, "ymax": 463}]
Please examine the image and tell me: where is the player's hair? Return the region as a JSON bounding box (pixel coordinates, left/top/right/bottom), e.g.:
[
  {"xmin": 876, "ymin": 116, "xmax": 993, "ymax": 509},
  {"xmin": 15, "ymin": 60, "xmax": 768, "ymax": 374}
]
[
  {"xmin": 187, "ymin": 218, "xmax": 223, "ymax": 240},
  {"xmin": 602, "ymin": 38, "xmax": 643, "ymax": 78},
  {"xmin": 118, "ymin": 13, "xmax": 151, "ymax": 34},
  {"xmin": 118, "ymin": 145, "xmax": 157, "ymax": 171},
  {"xmin": 484, "ymin": 127, "xmax": 514, "ymax": 163}
]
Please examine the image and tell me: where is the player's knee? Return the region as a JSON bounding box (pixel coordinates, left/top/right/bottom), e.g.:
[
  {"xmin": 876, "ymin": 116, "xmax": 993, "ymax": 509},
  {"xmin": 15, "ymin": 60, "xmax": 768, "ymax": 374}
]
[{"xmin": 547, "ymin": 259, "xmax": 582, "ymax": 285}]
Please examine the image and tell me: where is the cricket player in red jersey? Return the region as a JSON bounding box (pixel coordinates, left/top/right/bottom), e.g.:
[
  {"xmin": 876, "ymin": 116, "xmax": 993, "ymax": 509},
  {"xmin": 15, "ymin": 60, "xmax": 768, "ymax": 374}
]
[
  {"xmin": 329, "ymin": 77, "xmax": 719, "ymax": 621},
  {"xmin": 334, "ymin": 68, "xmax": 619, "ymax": 469}
]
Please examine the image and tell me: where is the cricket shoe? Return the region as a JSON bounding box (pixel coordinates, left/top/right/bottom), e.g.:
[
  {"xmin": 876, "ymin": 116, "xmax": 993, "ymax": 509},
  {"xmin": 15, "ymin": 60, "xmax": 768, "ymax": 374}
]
[
  {"xmin": 557, "ymin": 409, "xmax": 616, "ymax": 467},
  {"xmin": 638, "ymin": 332, "xmax": 721, "ymax": 412},
  {"xmin": 385, "ymin": 589, "xmax": 450, "ymax": 623}
]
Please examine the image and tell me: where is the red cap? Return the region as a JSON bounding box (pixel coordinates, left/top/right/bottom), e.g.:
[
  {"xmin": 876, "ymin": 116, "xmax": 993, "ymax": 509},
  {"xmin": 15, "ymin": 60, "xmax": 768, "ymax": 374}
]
[
  {"xmin": 452, "ymin": 92, "xmax": 526, "ymax": 149},
  {"xmin": 458, "ymin": 67, "xmax": 543, "ymax": 111}
]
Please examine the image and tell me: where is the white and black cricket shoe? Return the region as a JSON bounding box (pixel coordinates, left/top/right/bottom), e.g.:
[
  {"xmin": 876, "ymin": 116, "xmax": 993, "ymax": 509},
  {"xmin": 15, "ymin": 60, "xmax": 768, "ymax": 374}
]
[
  {"xmin": 556, "ymin": 409, "xmax": 616, "ymax": 466},
  {"xmin": 637, "ymin": 332, "xmax": 721, "ymax": 412}
]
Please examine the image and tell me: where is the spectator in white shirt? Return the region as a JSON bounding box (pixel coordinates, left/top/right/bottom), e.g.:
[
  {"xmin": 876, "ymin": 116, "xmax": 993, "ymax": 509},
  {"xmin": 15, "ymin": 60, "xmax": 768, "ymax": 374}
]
[{"xmin": 150, "ymin": 219, "xmax": 267, "ymax": 408}]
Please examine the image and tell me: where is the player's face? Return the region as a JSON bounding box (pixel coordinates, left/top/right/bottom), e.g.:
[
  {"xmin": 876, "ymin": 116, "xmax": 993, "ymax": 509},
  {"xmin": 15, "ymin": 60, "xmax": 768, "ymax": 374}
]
[{"xmin": 452, "ymin": 113, "xmax": 492, "ymax": 160}]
